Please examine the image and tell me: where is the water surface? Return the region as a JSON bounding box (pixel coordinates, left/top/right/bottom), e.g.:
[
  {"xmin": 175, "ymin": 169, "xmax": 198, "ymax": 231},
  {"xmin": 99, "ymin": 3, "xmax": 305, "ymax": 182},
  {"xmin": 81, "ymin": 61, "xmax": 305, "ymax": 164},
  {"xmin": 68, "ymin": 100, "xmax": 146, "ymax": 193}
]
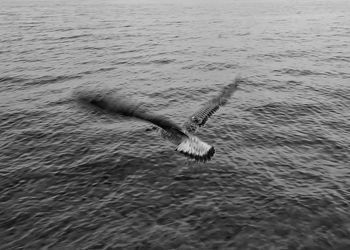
[{"xmin": 1, "ymin": 0, "xmax": 350, "ymax": 249}]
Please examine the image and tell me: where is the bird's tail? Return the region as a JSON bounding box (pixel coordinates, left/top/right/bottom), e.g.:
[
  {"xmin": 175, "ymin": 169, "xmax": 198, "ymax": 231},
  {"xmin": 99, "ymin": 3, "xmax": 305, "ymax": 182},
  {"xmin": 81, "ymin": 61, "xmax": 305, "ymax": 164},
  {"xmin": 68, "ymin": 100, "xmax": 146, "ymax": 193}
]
[{"xmin": 176, "ymin": 136, "xmax": 215, "ymax": 162}]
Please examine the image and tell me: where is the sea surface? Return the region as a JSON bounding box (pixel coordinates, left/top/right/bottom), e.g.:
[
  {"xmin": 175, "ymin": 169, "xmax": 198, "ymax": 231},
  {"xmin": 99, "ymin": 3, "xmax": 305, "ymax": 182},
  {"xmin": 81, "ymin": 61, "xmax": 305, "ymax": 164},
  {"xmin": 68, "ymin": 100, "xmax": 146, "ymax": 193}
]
[{"xmin": 1, "ymin": 0, "xmax": 350, "ymax": 249}]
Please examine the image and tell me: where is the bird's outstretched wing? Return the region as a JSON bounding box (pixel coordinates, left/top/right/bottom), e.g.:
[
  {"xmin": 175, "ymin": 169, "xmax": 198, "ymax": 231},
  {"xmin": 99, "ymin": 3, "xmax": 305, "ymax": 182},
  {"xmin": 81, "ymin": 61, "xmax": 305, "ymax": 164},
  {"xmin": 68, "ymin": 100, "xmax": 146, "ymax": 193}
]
[
  {"xmin": 183, "ymin": 75, "xmax": 241, "ymax": 133},
  {"xmin": 77, "ymin": 91, "xmax": 188, "ymax": 138}
]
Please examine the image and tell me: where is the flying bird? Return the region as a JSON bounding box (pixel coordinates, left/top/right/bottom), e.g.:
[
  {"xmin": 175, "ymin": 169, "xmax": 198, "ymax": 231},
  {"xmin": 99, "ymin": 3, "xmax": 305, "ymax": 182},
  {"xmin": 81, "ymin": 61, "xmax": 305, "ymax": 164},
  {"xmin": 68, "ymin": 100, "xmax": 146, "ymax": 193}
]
[{"xmin": 77, "ymin": 76, "xmax": 240, "ymax": 161}]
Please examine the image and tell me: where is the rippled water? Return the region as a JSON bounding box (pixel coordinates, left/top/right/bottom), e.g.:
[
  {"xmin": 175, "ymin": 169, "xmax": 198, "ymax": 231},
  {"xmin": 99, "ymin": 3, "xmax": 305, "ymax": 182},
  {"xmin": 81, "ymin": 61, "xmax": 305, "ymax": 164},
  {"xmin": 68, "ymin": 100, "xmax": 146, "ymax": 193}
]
[{"xmin": 1, "ymin": 0, "xmax": 350, "ymax": 249}]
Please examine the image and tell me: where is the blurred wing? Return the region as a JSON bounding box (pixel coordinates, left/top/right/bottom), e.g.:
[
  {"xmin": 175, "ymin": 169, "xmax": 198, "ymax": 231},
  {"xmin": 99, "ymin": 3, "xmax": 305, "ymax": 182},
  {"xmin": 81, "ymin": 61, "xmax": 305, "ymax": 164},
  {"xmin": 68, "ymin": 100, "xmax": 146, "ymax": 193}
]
[
  {"xmin": 183, "ymin": 75, "xmax": 240, "ymax": 133},
  {"xmin": 77, "ymin": 91, "xmax": 188, "ymax": 138}
]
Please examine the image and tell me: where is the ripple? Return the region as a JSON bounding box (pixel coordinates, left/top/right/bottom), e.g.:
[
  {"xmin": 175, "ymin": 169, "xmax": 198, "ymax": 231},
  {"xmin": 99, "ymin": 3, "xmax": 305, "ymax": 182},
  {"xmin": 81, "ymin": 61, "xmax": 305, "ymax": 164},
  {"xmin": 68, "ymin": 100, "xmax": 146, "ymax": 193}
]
[
  {"xmin": 273, "ymin": 68, "xmax": 336, "ymax": 77},
  {"xmin": 1, "ymin": 0, "xmax": 350, "ymax": 249}
]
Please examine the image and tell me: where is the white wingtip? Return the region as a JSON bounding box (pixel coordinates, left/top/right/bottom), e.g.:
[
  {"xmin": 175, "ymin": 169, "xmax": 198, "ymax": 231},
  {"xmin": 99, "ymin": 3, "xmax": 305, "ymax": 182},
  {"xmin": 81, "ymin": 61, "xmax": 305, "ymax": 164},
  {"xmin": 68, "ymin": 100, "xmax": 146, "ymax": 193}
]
[{"xmin": 175, "ymin": 136, "xmax": 215, "ymax": 161}]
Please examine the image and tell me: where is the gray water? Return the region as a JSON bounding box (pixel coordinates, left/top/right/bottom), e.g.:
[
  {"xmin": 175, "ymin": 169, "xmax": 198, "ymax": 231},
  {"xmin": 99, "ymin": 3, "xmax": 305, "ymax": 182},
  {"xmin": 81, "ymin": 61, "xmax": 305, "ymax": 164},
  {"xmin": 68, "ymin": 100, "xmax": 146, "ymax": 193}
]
[{"xmin": 1, "ymin": 0, "xmax": 350, "ymax": 249}]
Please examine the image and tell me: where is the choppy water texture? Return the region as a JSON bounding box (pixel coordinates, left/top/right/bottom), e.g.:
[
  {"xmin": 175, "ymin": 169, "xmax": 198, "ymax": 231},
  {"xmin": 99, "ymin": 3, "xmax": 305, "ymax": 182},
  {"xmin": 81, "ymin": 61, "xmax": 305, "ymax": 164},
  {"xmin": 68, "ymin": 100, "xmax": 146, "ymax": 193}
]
[{"xmin": 1, "ymin": 0, "xmax": 350, "ymax": 249}]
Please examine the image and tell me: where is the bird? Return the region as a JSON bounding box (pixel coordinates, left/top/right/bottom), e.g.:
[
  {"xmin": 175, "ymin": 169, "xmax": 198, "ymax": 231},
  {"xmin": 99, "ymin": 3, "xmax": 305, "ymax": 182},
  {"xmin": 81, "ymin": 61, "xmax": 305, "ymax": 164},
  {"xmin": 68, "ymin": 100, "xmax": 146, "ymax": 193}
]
[{"xmin": 77, "ymin": 75, "xmax": 241, "ymax": 162}]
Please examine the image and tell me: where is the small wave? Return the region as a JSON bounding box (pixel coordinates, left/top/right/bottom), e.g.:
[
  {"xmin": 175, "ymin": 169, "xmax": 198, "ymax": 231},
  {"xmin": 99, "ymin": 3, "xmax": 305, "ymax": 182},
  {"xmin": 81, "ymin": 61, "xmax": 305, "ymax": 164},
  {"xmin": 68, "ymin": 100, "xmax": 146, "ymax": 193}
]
[
  {"xmin": 0, "ymin": 76, "xmax": 28, "ymax": 84},
  {"xmin": 56, "ymin": 34, "xmax": 92, "ymax": 40},
  {"xmin": 236, "ymin": 32, "xmax": 250, "ymax": 36},
  {"xmin": 325, "ymin": 56, "xmax": 350, "ymax": 63},
  {"xmin": 118, "ymin": 49, "xmax": 143, "ymax": 54},
  {"xmin": 321, "ymin": 88, "xmax": 350, "ymax": 102},
  {"xmin": 151, "ymin": 59, "xmax": 176, "ymax": 64},
  {"xmin": 287, "ymin": 80, "xmax": 303, "ymax": 85},
  {"xmin": 79, "ymin": 46, "xmax": 104, "ymax": 50},
  {"xmin": 80, "ymin": 67, "xmax": 116, "ymax": 76},
  {"xmin": 247, "ymin": 102, "xmax": 334, "ymax": 125},
  {"xmin": 148, "ymin": 86, "xmax": 215, "ymax": 101},
  {"xmin": 182, "ymin": 62, "xmax": 239, "ymax": 71},
  {"xmin": 256, "ymin": 50, "xmax": 316, "ymax": 60},
  {"xmin": 25, "ymin": 75, "xmax": 82, "ymax": 86},
  {"xmin": 53, "ymin": 27, "xmax": 74, "ymax": 32},
  {"xmin": 273, "ymin": 68, "xmax": 336, "ymax": 77},
  {"xmin": 0, "ymin": 37, "xmax": 23, "ymax": 43}
]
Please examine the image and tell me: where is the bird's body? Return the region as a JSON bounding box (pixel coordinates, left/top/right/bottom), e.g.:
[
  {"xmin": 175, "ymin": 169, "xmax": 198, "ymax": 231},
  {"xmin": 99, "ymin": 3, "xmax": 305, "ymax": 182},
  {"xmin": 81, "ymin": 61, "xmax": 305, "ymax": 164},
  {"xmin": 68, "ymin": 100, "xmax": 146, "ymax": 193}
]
[
  {"xmin": 159, "ymin": 128, "xmax": 215, "ymax": 161},
  {"xmin": 77, "ymin": 75, "xmax": 241, "ymax": 161}
]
